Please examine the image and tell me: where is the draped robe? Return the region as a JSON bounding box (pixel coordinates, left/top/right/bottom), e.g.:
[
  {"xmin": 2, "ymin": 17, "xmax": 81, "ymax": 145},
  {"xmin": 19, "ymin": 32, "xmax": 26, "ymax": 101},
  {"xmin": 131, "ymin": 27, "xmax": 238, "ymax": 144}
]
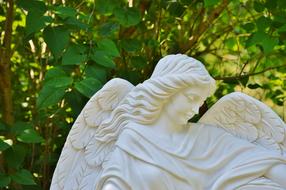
[{"xmin": 96, "ymin": 123, "xmax": 286, "ymax": 190}]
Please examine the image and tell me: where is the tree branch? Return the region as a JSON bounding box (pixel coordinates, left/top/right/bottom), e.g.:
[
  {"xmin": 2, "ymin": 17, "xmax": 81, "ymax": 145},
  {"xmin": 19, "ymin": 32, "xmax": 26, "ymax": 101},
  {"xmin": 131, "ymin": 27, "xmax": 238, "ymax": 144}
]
[
  {"xmin": 214, "ymin": 64, "xmax": 286, "ymax": 81},
  {"xmin": 181, "ymin": 0, "xmax": 230, "ymax": 53},
  {"xmin": 0, "ymin": 0, "xmax": 14, "ymax": 125}
]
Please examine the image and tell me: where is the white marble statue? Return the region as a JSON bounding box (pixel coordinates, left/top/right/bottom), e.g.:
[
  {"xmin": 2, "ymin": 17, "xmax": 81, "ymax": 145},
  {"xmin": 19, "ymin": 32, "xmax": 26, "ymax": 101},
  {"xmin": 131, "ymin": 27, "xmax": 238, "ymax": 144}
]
[{"xmin": 50, "ymin": 54, "xmax": 286, "ymax": 190}]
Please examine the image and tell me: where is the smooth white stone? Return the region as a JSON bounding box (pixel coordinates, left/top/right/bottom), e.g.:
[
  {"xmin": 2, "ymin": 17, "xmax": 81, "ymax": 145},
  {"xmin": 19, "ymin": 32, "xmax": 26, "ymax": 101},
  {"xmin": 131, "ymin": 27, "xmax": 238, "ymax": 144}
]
[{"xmin": 51, "ymin": 54, "xmax": 286, "ymax": 190}]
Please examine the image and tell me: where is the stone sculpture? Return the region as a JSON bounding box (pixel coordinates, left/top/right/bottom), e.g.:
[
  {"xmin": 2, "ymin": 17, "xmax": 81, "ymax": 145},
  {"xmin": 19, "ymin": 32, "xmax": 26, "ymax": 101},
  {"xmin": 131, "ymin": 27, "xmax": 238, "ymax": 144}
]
[{"xmin": 50, "ymin": 54, "xmax": 286, "ymax": 190}]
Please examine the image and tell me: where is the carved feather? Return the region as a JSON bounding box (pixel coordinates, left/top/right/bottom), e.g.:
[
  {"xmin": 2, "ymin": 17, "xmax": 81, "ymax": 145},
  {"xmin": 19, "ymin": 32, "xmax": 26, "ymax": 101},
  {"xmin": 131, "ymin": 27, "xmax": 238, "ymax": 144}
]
[{"xmin": 199, "ymin": 92, "xmax": 286, "ymax": 155}]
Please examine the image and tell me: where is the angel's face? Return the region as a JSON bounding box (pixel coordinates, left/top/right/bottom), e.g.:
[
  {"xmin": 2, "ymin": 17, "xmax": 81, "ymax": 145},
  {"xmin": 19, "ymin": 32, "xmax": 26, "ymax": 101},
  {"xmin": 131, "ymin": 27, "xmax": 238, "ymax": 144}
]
[{"xmin": 166, "ymin": 88, "xmax": 205, "ymax": 125}]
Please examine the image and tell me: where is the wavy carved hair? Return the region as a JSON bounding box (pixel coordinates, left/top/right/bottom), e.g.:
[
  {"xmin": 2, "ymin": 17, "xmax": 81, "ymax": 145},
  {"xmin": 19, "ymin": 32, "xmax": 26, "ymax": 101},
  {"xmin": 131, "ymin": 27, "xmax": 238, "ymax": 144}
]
[{"xmin": 95, "ymin": 54, "xmax": 216, "ymax": 142}]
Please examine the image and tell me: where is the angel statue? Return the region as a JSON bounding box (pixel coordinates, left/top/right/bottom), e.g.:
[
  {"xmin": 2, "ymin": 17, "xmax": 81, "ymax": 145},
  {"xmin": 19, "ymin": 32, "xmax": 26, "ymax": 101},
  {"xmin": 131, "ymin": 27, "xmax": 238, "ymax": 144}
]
[{"xmin": 51, "ymin": 54, "xmax": 286, "ymax": 190}]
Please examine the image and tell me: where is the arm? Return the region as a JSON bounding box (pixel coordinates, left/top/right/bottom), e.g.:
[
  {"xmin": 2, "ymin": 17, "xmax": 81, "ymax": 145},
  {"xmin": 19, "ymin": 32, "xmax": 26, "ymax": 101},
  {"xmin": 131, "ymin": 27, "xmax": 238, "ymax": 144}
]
[{"xmin": 265, "ymin": 164, "xmax": 286, "ymax": 188}]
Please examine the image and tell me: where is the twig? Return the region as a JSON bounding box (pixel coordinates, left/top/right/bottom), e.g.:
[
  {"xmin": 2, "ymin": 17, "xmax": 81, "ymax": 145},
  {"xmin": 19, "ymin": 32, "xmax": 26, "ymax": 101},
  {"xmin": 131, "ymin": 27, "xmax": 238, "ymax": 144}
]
[{"xmin": 214, "ymin": 64, "xmax": 286, "ymax": 80}]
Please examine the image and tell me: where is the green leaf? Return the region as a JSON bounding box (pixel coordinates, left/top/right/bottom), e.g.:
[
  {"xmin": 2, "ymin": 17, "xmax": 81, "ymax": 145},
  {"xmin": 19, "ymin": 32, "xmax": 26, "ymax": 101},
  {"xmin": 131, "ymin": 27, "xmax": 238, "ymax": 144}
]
[
  {"xmin": 90, "ymin": 51, "xmax": 116, "ymax": 68},
  {"xmin": 204, "ymin": 0, "xmax": 220, "ymax": 7},
  {"xmin": 120, "ymin": 39, "xmax": 141, "ymax": 52},
  {"xmin": 75, "ymin": 78, "xmax": 102, "ymax": 98},
  {"xmin": 0, "ymin": 121, "xmax": 7, "ymax": 131},
  {"xmin": 54, "ymin": 6, "xmax": 77, "ymax": 19},
  {"xmin": 168, "ymin": 2, "xmax": 185, "ymax": 17},
  {"xmin": 256, "ymin": 16, "xmax": 271, "ymax": 31},
  {"xmin": 17, "ymin": 0, "xmax": 47, "ymax": 15},
  {"xmin": 45, "ymin": 76, "xmax": 73, "ymax": 88},
  {"xmin": 242, "ymin": 23, "xmax": 255, "ymax": 32},
  {"xmin": 3, "ymin": 144, "xmax": 27, "ymax": 169},
  {"xmin": 45, "ymin": 67, "xmax": 67, "ymax": 80},
  {"xmin": 17, "ymin": 129, "xmax": 44, "ymax": 143},
  {"xmin": 0, "ymin": 173, "xmax": 11, "ymax": 188},
  {"xmin": 85, "ymin": 64, "xmax": 107, "ymax": 83},
  {"xmin": 247, "ymin": 32, "xmax": 278, "ymax": 53},
  {"xmin": 130, "ymin": 56, "xmax": 147, "ymax": 69},
  {"xmin": 43, "ymin": 26, "xmax": 70, "ymax": 59},
  {"xmin": 62, "ymin": 44, "xmax": 86, "ymax": 65},
  {"xmin": 114, "ymin": 7, "xmax": 141, "ymax": 27},
  {"xmin": 11, "ymin": 169, "xmax": 36, "ymax": 185},
  {"xmin": 95, "ymin": 0, "xmax": 118, "ymax": 14},
  {"xmin": 37, "ymin": 86, "xmax": 66, "ymax": 109},
  {"xmin": 248, "ymin": 83, "xmax": 263, "ymax": 89},
  {"xmin": 98, "ymin": 22, "xmax": 119, "ymax": 37},
  {"xmin": 0, "ymin": 139, "xmax": 10, "ymax": 151},
  {"xmin": 11, "ymin": 122, "xmax": 33, "ymax": 135},
  {"xmin": 277, "ymin": 23, "xmax": 286, "ymax": 32},
  {"xmin": 64, "ymin": 17, "xmax": 89, "ymax": 30},
  {"xmin": 26, "ymin": 11, "xmax": 52, "ymax": 35},
  {"xmin": 97, "ymin": 39, "xmax": 120, "ymax": 57},
  {"xmin": 254, "ymin": 1, "xmax": 264, "ymax": 12}
]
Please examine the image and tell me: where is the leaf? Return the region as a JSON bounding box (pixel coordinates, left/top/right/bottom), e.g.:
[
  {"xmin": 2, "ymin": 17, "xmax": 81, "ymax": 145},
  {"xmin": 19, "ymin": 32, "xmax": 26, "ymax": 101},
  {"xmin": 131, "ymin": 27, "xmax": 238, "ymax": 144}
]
[
  {"xmin": 247, "ymin": 32, "xmax": 278, "ymax": 53},
  {"xmin": 120, "ymin": 39, "xmax": 141, "ymax": 52},
  {"xmin": 0, "ymin": 173, "xmax": 11, "ymax": 188},
  {"xmin": 95, "ymin": 0, "xmax": 118, "ymax": 14},
  {"xmin": 168, "ymin": 2, "xmax": 185, "ymax": 17},
  {"xmin": 98, "ymin": 22, "xmax": 119, "ymax": 36},
  {"xmin": 130, "ymin": 56, "xmax": 147, "ymax": 69},
  {"xmin": 17, "ymin": 0, "xmax": 47, "ymax": 15},
  {"xmin": 277, "ymin": 23, "xmax": 286, "ymax": 32},
  {"xmin": 54, "ymin": 6, "xmax": 77, "ymax": 19},
  {"xmin": 0, "ymin": 121, "xmax": 7, "ymax": 131},
  {"xmin": 3, "ymin": 144, "xmax": 27, "ymax": 169},
  {"xmin": 62, "ymin": 44, "xmax": 86, "ymax": 65},
  {"xmin": 11, "ymin": 122, "xmax": 33, "ymax": 135},
  {"xmin": 75, "ymin": 78, "xmax": 102, "ymax": 98},
  {"xmin": 85, "ymin": 64, "xmax": 107, "ymax": 83},
  {"xmin": 44, "ymin": 76, "xmax": 73, "ymax": 88},
  {"xmin": 64, "ymin": 17, "xmax": 89, "ymax": 30},
  {"xmin": 256, "ymin": 16, "xmax": 271, "ymax": 31},
  {"xmin": 204, "ymin": 0, "xmax": 220, "ymax": 7},
  {"xmin": 43, "ymin": 26, "xmax": 70, "ymax": 59},
  {"xmin": 26, "ymin": 11, "xmax": 52, "ymax": 35},
  {"xmin": 90, "ymin": 51, "xmax": 116, "ymax": 68},
  {"xmin": 248, "ymin": 83, "xmax": 263, "ymax": 89},
  {"xmin": 37, "ymin": 86, "xmax": 66, "ymax": 109},
  {"xmin": 17, "ymin": 129, "xmax": 44, "ymax": 143},
  {"xmin": 0, "ymin": 139, "xmax": 10, "ymax": 151},
  {"xmin": 45, "ymin": 67, "xmax": 67, "ymax": 80},
  {"xmin": 254, "ymin": 1, "xmax": 264, "ymax": 12},
  {"xmin": 97, "ymin": 39, "xmax": 120, "ymax": 57},
  {"xmin": 11, "ymin": 169, "xmax": 36, "ymax": 185},
  {"xmin": 114, "ymin": 7, "xmax": 141, "ymax": 27}
]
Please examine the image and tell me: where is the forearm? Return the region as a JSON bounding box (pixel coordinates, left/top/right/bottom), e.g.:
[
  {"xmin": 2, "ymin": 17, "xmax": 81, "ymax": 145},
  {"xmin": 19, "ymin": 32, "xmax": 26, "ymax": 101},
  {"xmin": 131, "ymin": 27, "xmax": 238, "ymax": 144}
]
[{"xmin": 265, "ymin": 164, "xmax": 286, "ymax": 188}]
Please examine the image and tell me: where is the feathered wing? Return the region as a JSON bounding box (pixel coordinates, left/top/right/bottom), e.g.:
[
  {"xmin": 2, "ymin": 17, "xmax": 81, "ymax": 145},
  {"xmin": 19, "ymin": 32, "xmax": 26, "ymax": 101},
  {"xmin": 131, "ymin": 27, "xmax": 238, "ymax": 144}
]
[
  {"xmin": 199, "ymin": 92, "xmax": 286, "ymax": 155},
  {"xmin": 50, "ymin": 78, "xmax": 134, "ymax": 190}
]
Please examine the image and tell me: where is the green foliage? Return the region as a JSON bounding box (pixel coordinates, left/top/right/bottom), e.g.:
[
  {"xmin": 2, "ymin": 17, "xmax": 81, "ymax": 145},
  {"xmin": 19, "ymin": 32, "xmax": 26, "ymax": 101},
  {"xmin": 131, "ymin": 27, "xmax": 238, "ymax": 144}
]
[{"xmin": 0, "ymin": 0, "xmax": 285, "ymax": 189}]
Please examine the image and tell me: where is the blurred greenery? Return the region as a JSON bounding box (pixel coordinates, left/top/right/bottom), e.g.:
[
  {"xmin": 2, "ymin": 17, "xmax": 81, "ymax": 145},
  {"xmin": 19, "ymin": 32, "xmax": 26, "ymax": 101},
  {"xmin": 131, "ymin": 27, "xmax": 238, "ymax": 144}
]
[{"xmin": 0, "ymin": 0, "xmax": 285, "ymax": 189}]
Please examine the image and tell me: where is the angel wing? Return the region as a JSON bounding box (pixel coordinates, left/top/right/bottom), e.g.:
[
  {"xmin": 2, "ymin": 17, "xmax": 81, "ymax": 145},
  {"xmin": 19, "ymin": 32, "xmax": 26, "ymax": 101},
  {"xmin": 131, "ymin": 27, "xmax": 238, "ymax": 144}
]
[
  {"xmin": 199, "ymin": 92, "xmax": 286, "ymax": 156},
  {"xmin": 50, "ymin": 78, "xmax": 134, "ymax": 190}
]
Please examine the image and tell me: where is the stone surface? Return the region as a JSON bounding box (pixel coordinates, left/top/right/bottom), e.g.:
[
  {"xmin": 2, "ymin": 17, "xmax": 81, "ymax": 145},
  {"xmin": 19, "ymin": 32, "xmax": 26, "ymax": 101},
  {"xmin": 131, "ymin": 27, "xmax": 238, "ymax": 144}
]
[{"xmin": 50, "ymin": 54, "xmax": 286, "ymax": 190}]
